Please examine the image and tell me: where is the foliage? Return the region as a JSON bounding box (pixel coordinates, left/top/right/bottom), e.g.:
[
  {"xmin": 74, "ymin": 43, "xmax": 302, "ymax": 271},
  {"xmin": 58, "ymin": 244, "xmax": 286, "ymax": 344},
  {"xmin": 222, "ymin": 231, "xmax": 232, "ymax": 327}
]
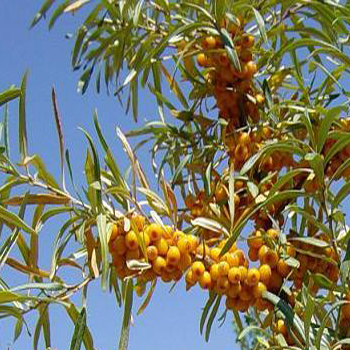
[{"xmin": 1, "ymin": 1, "xmax": 350, "ymax": 350}]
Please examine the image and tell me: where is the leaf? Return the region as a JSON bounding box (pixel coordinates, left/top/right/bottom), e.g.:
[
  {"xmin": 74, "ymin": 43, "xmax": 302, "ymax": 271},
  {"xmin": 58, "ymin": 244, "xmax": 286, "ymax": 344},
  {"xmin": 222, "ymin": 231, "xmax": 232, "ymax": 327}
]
[
  {"xmin": 191, "ymin": 217, "xmax": 229, "ymax": 236},
  {"xmin": 3, "ymin": 194, "xmax": 69, "ymax": 206},
  {"xmin": 133, "ymin": 0, "xmax": 144, "ymax": 26},
  {"xmin": 262, "ymin": 291, "xmax": 306, "ymax": 344},
  {"xmin": 118, "ymin": 279, "xmax": 133, "ymax": 350},
  {"xmin": 228, "ymin": 163, "xmax": 235, "ymax": 230},
  {"xmin": 137, "ymin": 279, "xmax": 156, "ymax": 315},
  {"xmin": 205, "ymin": 295, "xmax": 221, "ymax": 342},
  {"xmin": 19, "ymin": 72, "xmax": 28, "ymax": 161},
  {"xmin": 0, "ymin": 87, "xmax": 20, "ymax": 107},
  {"xmin": 64, "ymin": 0, "xmax": 90, "ymax": 13},
  {"xmin": 172, "ymin": 154, "xmax": 191, "ymax": 186},
  {"xmin": 304, "ymin": 290, "xmax": 315, "ymax": 348},
  {"xmin": 252, "ymin": 8, "xmax": 267, "ymax": 43},
  {"xmin": 0, "ymin": 205, "xmax": 36, "ymax": 235},
  {"xmin": 200, "ymin": 292, "xmax": 217, "ymax": 334},
  {"xmin": 97, "ymin": 214, "xmax": 110, "ymax": 291},
  {"xmin": 65, "ymin": 304, "xmax": 93, "ymax": 350},
  {"xmin": 70, "ymin": 307, "xmax": 87, "ymax": 350},
  {"xmin": 238, "ymin": 325, "xmax": 268, "ymax": 340},
  {"xmin": 51, "ymin": 88, "xmax": 66, "ymax": 190},
  {"xmin": 317, "ymin": 108, "xmax": 342, "ymax": 153},
  {"xmin": 23, "ymin": 154, "xmax": 61, "ymax": 190}
]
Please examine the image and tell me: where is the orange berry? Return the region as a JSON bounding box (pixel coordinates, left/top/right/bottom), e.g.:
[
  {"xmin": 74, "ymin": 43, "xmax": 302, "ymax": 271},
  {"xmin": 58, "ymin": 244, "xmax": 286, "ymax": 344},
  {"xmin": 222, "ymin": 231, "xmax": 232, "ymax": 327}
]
[
  {"xmin": 233, "ymin": 249, "xmax": 247, "ymax": 266},
  {"xmin": 192, "ymin": 261, "xmax": 205, "ymax": 278},
  {"xmin": 166, "ymin": 246, "xmax": 181, "ymax": 265},
  {"xmin": 247, "ymin": 230, "xmax": 264, "ymax": 249},
  {"xmin": 146, "ymin": 245, "xmax": 158, "ymax": 261},
  {"xmin": 112, "ymin": 253, "xmax": 125, "ymax": 270},
  {"xmin": 177, "ymin": 237, "xmax": 191, "ymax": 254},
  {"xmin": 216, "ymin": 276, "xmax": 229, "ymax": 293},
  {"xmin": 155, "ymin": 238, "xmax": 168, "ymax": 256},
  {"xmin": 228, "ymin": 283, "xmax": 242, "ymax": 298},
  {"xmin": 197, "ymin": 53, "xmax": 209, "ymax": 67},
  {"xmin": 240, "ymin": 34, "xmax": 255, "ymax": 48},
  {"xmin": 342, "ymin": 303, "xmax": 350, "ymax": 319},
  {"xmin": 286, "ymin": 244, "xmax": 296, "ymax": 257},
  {"xmin": 178, "ymin": 252, "xmax": 192, "ymax": 271},
  {"xmin": 215, "ymin": 184, "xmax": 228, "ymax": 202},
  {"xmin": 262, "ymin": 249, "xmax": 279, "ymax": 268},
  {"xmin": 153, "ymin": 256, "xmax": 167, "ymax": 275},
  {"xmin": 255, "ymin": 298, "xmax": 270, "ymax": 311},
  {"xmin": 184, "ymin": 194, "xmax": 196, "ymax": 208},
  {"xmin": 268, "ymin": 269, "xmax": 283, "ymax": 292},
  {"xmin": 276, "ymin": 319, "xmax": 288, "ymax": 336},
  {"xmin": 246, "ymin": 268, "xmax": 260, "ymax": 286},
  {"xmin": 255, "ymin": 93, "xmax": 265, "ymax": 105},
  {"xmin": 238, "ymin": 266, "xmax": 248, "ymax": 281},
  {"xmin": 199, "ymin": 271, "xmax": 212, "ymax": 289},
  {"xmin": 185, "ymin": 269, "xmax": 196, "ymax": 286},
  {"xmin": 277, "ymin": 259, "xmax": 291, "ymax": 278},
  {"xmin": 202, "ymin": 36, "xmax": 217, "ymax": 50},
  {"xmin": 210, "ymin": 247, "xmax": 221, "ymax": 262},
  {"xmin": 248, "ymin": 248, "xmax": 259, "ymax": 262},
  {"xmin": 113, "ymin": 235, "xmax": 127, "ymax": 255},
  {"xmin": 259, "ymin": 264, "xmax": 272, "ymax": 284},
  {"xmin": 252, "ymin": 282, "xmax": 267, "ymax": 299},
  {"xmin": 218, "ymin": 261, "xmax": 230, "ymax": 276},
  {"xmin": 147, "ymin": 223, "xmax": 164, "ymax": 242},
  {"xmin": 110, "ymin": 223, "xmax": 120, "ymax": 242},
  {"xmin": 228, "ymin": 267, "xmax": 241, "ymax": 284},
  {"xmin": 267, "ymin": 228, "xmax": 279, "ymax": 240},
  {"xmin": 187, "ymin": 235, "xmax": 199, "ymax": 252},
  {"xmin": 210, "ymin": 264, "xmax": 220, "ymax": 281},
  {"xmin": 225, "ymin": 253, "xmax": 240, "ymax": 267},
  {"xmin": 242, "ymin": 61, "xmax": 258, "ymax": 79},
  {"xmin": 258, "ymin": 245, "xmax": 269, "ymax": 262},
  {"xmin": 141, "ymin": 231, "xmax": 150, "ymax": 247},
  {"xmin": 196, "ymin": 243, "xmax": 209, "ymax": 257},
  {"xmin": 125, "ymin": 230, "xmax": 139, "ymax": 251},
  {"xmin": 126, "ymin": 249, "xmax": 140, "ymax": 260}
]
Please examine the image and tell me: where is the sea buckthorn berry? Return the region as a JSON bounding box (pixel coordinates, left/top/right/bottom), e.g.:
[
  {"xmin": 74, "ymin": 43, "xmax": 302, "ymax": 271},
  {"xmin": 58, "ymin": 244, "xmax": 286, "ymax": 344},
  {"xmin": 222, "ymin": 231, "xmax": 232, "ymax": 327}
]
[
  {"xmin": 242, "ymin": 61, "xmax": 258, "ymax": 79},
  {"xmin": 226, "ymin": 297, "xmax": 236, "ymax": 310},
  {"xmin": 161, "ymin": 271, "xmax": 172, "ymax": 283},
  {"xmin": 112, "ymin": 253, "xmax": 125, "ymax": 270},
  {"xmin": 238, "ymin": 266, "xmax": 248, "ymax": 281},
  {"xmin": 185, "ymin": 269, "xmax": 196, "ymax": 286},
  {"xmin": 246, "ymin": 268, "xmax": 260, "ymax": 286},
  {"xmin": 259, "ymin": 264, "xmax": 272, "ymax": 284},
  {"xmin": 342, "ymin": 303, "xmax": 350, "ymax": 319},
  {"xmin": 255, "ymin": 93, "xmax": 265, "ymax": 105},
  {"xmin": 233, "ymin": 249, "xmax": 246, "ymax": 266},
  {"xmin": 155, "ymin": 238, "xmax": 169, "ymax": 256},
  {"xmin": 177, "ymin": 237, "xmax": 191, "ymax": 254},
  {"xmin": 240, "ymin": 34, "xmax": 255, "ymax": 48},
  {"xmin": 258, "ymin": 245, "xmax": 269, "ymax": 262},
  {"xmin": 262, "ymin": 249, "xmax": 279, "ymax": 268},
  {"xmin": 146, "ymin": 245, "xmax": 158, "ymax": 261},
  {"xmin": 113, "ymin": 235, "xmax": 127, "ymax": 255},
  {"xmin": 197, "ymin": 243, "xmax": 209, "ymax": 257},
  {"xmin": 215, "ymin": 184, "xmax": 228, "ymax": 202},
  {"xmin": 267, "ymin": 228, "xmax": 279, "ymax": 240},
  {"xmin": 192, "ymin": 261, "xmax": 205, "ymax": 279},
  {"xmin": 228, "ymin": 267, "xmax": 241, "ymax": 284},
  {"xmin": 202, "ymin": 36, "xmax": 217, "ymax": 50},
  {"xmin": 141, "ymin": 232, "xmax": 150, "ymax": 247},
  {"xmin": 247, "ymin": 230, "xmax": 264, "ymax": 249},
  {"xmin": 216, "ymin": 276, "xmax": 229, "ymax": 293},
  {"xmin": 147, "ymin": 223, "xmax": 164, "ymax": 242},
  {"xmin": 133, "ymin": 215, "xmax": 145, "ymax": 231},
  {"xmin": 237, "ymin": 299, "xmax": 250, "ymax": 312},
  {"xmin": 166, "ymin": 246, "xmax": 181, "ymax": 266},
  {"xmin": 208, "ymin": 264, "xmax": 219, "ymax": 281},
  {"xmin": 240, "ymin": 49, "xmax": 253, "ymax": 62},
  {"xmin": 239, "ymin": 285, "xmax": 253, "ymax": 302},
  {"xmin": 184, "ymin": 194, "xmax": 196, "ymax": 209},
  {"xmin": 178, "ymin": 253, "xmax": 192, "ymax": 271},
  {"xmin": 110, "ymin": 224, "xmax": 120, "ymax": 242},
  {"xmin": 218, "ymin": 261, "xmax": 230, "ymax": 276},
  {"xmin": 153, "ymin": 256, "xmax": 167, "ymax": 275},
  {"xmin": 125, "ymin": 230, "xmax": 139, "ymax": 251},
  {"xmin": 197, "ymin": 53, "xmax": 209, "ymax": 67},
  {"xmin": 199, "ymin": 271, "xmax": 212, "ymax": 289},
  {"xmin": 173, "ymin": 230, "xmax": 185, "ymax": 243},
  {"xmin": 210, "ymin": 247, "xmax": 221, "ymax": 262},
  {"xmin": 126, "ymin": 249, "xmax": 140, "ymax": 260},
  {"xmin": 252, "ymin": 282, "xmax": 267, "ymax": 299},
  {"xmin": 276, "ymin": 319, "xmax": 288, "ymax": 336},
  {"xmin": 228, "ymin": 283, "xmax": 242, "ymax": 298},
  {"xmin": 248, "ymin": 248, "xmax": 259, "ymax": 262},
  {"xmin": 277, "ymin": 259, "xmax": 291, "ymax": 278},
  {"xmin": 328, "ymin": 265, "xmax": 339, "ymax": 282},
  {"xmin": 225, "ymin": 253, "xmax": 240, "ymax": 267},
  {"xmin": 268, "ymin": 270, "xmax": 283, "ymax": 292},
  {"xmin": 188, "ymin": 235, "xmax": 199, "ymax": 251},
  {"xmin": 286, "ymin": 244, "xmax": 296, "ymax": 257}
]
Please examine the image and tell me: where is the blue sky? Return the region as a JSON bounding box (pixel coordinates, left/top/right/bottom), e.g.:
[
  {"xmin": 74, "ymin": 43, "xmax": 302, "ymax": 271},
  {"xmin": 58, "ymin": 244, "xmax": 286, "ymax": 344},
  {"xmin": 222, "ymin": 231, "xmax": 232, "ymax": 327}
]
[{"xmin": 0, "ymin": 1, "xmax": 241, "ymax": 350}]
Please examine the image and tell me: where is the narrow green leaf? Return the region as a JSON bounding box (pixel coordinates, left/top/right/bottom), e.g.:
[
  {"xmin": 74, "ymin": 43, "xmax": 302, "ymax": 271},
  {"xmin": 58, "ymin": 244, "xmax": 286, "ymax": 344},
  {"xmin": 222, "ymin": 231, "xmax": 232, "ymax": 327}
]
[
  {"xmin": 205, "ymin": 295, "xmax": 221, "ymax": 342},
  {"xmin": 118, "ymin": 279, "xmax": 133, "ymax": 350},
  {"xmin": 0, "ymin": 87, "xmax": 20, "ymax": 107},
  {"xmin": 70, "ymin": 307, "xmax": 86, "ymax": 350},
  {"xmin": 252, "ymin": 8, "xmax": 267, "ymax": 43},
  {"xmin": 97, "ymin": 214, "xmax": 110, "ymax": 291},
  {"xmin": 200, "ymin": 292, "xmax": 217, "ymax": 334},
  {"xmin": 19, "ymin": 72, "xmax": 28, "ymax": 161}
]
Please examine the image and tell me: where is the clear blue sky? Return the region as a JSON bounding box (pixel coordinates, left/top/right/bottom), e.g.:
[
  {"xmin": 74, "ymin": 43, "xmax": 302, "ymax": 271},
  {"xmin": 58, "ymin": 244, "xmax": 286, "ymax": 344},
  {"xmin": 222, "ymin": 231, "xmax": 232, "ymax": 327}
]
[{"xmin": 0, "ymin": 1, "xmax": 240, "ymax": 350}]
